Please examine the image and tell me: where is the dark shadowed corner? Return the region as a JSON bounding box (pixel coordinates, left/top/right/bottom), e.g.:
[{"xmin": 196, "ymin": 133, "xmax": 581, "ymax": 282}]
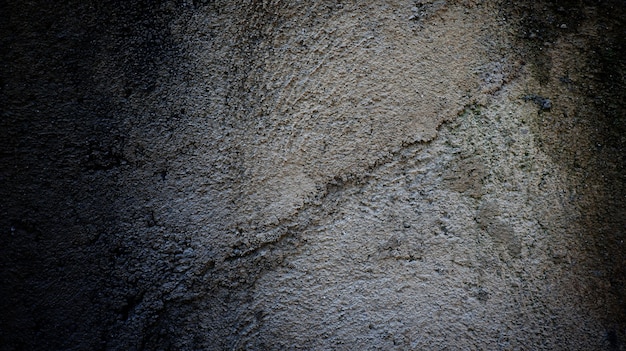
[
  {"xmin": 0, "ymin": 1, "xmax": 187, "ymax": 349},
  {"xmin": 505, "ymin": 0, "xmax": 626, "ymax": 347}
]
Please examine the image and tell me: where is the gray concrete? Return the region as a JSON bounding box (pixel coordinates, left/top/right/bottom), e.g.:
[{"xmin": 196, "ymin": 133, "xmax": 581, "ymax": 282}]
[{"xmin": 1, "ymin": 1, "xmax": 624, "ymax": 350}]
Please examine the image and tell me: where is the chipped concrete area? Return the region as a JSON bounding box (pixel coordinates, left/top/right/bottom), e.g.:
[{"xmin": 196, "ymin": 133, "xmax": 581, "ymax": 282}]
[{"xmin": 1, "ymin": 0, "xmax": 624, "ymax": 350}]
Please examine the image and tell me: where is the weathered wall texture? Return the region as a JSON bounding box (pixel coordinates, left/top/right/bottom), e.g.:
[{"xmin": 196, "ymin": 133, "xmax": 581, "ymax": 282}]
[{"xmin": 1, "ymin": 0, "xmax": 624, "ymax": 350}]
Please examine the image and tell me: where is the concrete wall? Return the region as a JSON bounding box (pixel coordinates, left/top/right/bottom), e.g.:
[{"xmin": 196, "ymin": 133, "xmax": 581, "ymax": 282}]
[{"xmin": 1, "ymin": 1, "xmax": 624, "ymax": 349}]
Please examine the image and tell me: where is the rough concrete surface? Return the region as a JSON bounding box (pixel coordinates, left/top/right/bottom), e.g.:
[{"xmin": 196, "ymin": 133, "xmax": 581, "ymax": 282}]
[{"xmin": 1, "ymin": 0, "xmax": 625, "ymax": 350}]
